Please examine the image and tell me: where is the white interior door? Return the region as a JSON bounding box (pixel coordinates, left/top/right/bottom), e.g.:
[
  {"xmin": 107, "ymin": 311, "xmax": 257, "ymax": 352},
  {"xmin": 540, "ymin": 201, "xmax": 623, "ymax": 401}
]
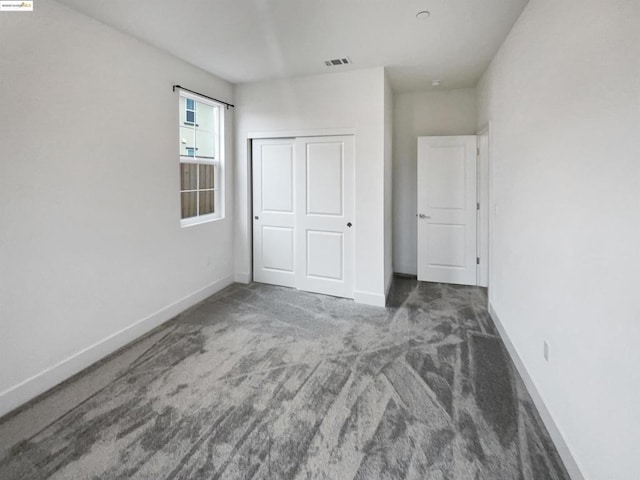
[
  {"xmin": 252, "ymin": 135, "xmax": 355, "ymax": 299},
  {"xmin": 417, "ymin": 135, "xmax": 478, "ymax": 285},
  {"xmin": 252, "ymin": 138, "xmax": 296, "ymax": 287},
  {"xmin": 295, "ymin": 136, "xmax": 355, "ymax": 298}
]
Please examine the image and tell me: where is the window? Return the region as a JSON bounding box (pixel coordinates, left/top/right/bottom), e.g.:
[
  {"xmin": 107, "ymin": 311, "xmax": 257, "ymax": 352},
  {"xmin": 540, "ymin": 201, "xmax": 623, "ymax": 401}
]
[
  {"xmin": 185, "ymin": 98, "xmax": 195, "ymax": 125},
  {"xmin": 179, "ymin": 92, "xmax": 223, "ymax": 225}
]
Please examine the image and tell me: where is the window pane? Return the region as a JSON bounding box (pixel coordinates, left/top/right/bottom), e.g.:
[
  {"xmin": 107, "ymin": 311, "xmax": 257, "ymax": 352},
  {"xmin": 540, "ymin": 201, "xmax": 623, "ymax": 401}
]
[
  {"xmin": 199, "ymin": 190, "xmax": 215, "ymax": 215},
  {"xmin": 186, "ymin": 110, "xmax": 195, "ymax": 124},
  {"xmin": 196, "ymin": 102, "xmax": 215, "ymax": 131},
  {"xmin": 186, "ymin": 98, "xmax": 195, "ymax": 110},
  {"xmin": 195, "ymin": 129, "xmax": 214, "ymax": 158},
  {"xmin": 180, "ymin": 163, "xmax": 197, "ymax": 190},
  {"xmin": 199, "ymin": 164, "xmax": 215, "ymax": 189},
  {"xmin": 181, "ymin": 192, "xmax": 197, "ymax": 219},
  {"xmin": 179, "ymin": 126, "xmax": 195, "ymax": 157}
]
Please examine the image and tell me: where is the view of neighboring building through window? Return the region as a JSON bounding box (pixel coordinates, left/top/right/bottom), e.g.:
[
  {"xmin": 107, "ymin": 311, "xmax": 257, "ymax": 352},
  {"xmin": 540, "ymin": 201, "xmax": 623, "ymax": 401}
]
[
  {"xmin": 179, "ymin": 92, "xmax": 223, "ymax": 224},
  {"xmin": 185, "ymin": 98, "xmax": 196, "ymax": 126}
]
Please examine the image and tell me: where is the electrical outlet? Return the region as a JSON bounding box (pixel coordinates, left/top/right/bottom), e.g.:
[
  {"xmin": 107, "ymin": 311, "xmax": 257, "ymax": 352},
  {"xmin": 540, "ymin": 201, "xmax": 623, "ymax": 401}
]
[{"xmin": 543, "ymin": 341, "xmax": 550, "ymax": 362}]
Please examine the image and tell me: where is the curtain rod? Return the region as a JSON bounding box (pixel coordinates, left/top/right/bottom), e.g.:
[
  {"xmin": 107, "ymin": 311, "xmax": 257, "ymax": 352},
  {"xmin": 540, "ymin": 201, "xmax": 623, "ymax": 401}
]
[{"xmin": 172, "ymin": 85, "xmax": 235, "ymax": 109}]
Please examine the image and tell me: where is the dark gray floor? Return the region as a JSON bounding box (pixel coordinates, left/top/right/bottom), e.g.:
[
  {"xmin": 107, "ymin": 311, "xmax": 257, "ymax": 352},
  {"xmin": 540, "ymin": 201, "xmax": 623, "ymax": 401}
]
[{"xmin": 0, "ymin": 278, "xmax": 570, "ymax": 479}]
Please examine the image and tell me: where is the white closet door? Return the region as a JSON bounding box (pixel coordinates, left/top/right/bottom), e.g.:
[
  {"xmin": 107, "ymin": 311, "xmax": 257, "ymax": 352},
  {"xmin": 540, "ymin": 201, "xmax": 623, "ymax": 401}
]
[
  {"xmin": 252, "ymin": 138, "xmax": 296, "ymax": 287},
  {"xmin": 417, "ymin": 135, "xmax": 478, "ymax": 286},
  {"xmin": 295, "ymin": 136, "xmax": 355, "ymax": 298},
  {"xmin": 252, "ymin": 136, "xmax": 355, "ymax": 298}
]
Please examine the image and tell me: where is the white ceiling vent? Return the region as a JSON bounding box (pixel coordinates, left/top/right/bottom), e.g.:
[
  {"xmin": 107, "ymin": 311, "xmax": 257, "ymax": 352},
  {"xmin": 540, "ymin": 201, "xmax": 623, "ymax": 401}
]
[{"xmin": 324, "ymin": 57, "xmax": 351, "ymax": 67}]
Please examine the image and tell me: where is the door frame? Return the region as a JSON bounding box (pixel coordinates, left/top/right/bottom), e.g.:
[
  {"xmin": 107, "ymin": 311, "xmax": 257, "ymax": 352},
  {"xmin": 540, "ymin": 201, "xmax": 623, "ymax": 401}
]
[
  {"xmin": 476, "ymin": 122, "xmax": 491, "ymax": 290},
  {"xmin": 246, "ymin": 128, "xmax": 357, "ymax": 286}
]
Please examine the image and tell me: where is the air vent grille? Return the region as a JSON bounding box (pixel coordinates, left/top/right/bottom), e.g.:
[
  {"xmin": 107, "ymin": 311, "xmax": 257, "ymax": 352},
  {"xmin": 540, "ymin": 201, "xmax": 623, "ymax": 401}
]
[{"xmin": 324, "ymin": 57, "xmax": 351, "ymax": 67}]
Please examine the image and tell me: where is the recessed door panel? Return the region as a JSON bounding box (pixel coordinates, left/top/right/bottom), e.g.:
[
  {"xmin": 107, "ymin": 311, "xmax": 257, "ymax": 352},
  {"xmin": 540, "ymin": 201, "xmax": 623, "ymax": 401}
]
[
  {"xmin": 427, "ymin": 224, "xmax": 466, "ymax": 267},
  {"xmin": 262, "ymin": 144, "xmax": 294, "ymax": 212},
  {"xmin": 427, "ymin": 146, "xmax": 466, "ymax": 210},
  {"xmin": 306, "ymin": 143, "xmax": 343, "ymax": 216},
  {"xmin": 306, "ymin": 231, "xmax": 343, "ymax": 280},
  {"xmin": 262, "ymin": 227, "xmax": 294, "ymax": 272},
  {"xmin": 417, "ymin": 136, "xmax": 477, "ymax": 286}
]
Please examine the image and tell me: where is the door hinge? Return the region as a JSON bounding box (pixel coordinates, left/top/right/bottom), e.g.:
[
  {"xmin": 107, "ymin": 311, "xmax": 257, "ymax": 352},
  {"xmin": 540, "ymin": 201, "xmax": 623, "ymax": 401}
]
[
  {"xmin": 477, "ymin": 147, "xmax": 480, "ymax": 156},
  {"xmin": 476, "ymin": 202, "xmax": 480, "ymax": 211},
  {"xmin": 476, "ymin": 257, "xmax": 480, "ymax": 265}
]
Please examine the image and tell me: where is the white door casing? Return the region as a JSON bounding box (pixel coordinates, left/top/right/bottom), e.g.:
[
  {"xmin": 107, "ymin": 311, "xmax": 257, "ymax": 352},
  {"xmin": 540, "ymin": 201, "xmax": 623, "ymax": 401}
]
[
  {"xmin": 417, "ymin": 136, "xmax": 478, "ymax": 286},
  {"xmin": 477, "ymin": 128, "xmax": 490, "ymax": 288},
  {"xmin": 252, "ymin": 135, "xmax": 355, "ymax": 298}
]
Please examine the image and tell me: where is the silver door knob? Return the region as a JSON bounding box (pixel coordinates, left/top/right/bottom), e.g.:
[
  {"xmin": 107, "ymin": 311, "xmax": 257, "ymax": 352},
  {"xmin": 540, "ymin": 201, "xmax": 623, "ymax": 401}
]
[{"xmin": 418, "ymin": 214, "xmax": 431, "ymax": 219}]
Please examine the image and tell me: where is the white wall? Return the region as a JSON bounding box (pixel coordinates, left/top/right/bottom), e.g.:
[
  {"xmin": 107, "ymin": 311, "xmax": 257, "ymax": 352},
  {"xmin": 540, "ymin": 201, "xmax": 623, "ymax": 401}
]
[
  {"xmin": 477, "ymin": 1, "xmax": 640, "ymax": 479},
  {"xmin": 234, "ymin": 68, "xmax": 388, "ymax": 305},
  {"xmin": 0, "ymin": 1, "xmax": 235, "ymax": 416},
  {"xmin": 383, "ymin": 72, "xmax": 394, "ymax": 293},
  {"xmin": 393, "ymin": 89, "xmax": 477, "ymax": 274}
]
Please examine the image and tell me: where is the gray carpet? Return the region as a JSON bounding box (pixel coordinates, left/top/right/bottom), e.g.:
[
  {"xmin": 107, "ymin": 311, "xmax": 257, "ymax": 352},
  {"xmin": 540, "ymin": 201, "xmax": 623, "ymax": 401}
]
[{"xmin": 0, "ymin": 278, "xmax": 570, "ymax": 479}]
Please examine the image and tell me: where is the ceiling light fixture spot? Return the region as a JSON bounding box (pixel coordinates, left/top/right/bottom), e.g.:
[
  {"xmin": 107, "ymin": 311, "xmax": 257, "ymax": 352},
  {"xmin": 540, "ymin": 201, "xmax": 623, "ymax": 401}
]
[
  {"xmin": 431, "ymin": 80, "xmax": 441, "ymax": 87},
  {"xmin": 416, "ymin": 11, "xmax": 431, "ymax": 20}
]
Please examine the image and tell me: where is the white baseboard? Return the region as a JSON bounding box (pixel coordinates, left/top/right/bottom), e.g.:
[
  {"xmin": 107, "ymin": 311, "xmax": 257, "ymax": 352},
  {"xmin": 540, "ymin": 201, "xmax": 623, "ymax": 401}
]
[
  {"xmin": 234, "ymin": 271, "xmax": 251, "ymax": 284},
  {"xmin": 354, "ymin": 289, "xmax": 386, "ymax": 307},
  {"xmin": 0, "ymin": 275, "xmax": 234, "ymax": 418},
  {"xmin": 489, "ymin": 303, "xmax": 585, "ymax": 480}
]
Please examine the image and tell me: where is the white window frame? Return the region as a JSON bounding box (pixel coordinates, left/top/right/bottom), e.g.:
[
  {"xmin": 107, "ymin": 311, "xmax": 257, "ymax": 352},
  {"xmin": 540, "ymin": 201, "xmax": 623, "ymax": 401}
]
[{"xmin": 179, "ymin": 91, "xmax": 224, "ymax": 227}]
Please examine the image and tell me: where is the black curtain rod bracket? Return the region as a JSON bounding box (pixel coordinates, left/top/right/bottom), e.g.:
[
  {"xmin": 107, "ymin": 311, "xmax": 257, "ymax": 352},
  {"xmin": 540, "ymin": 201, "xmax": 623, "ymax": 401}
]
[{"xmin": 172, "ymin": 85, "xmax": 235, "ymax": 109}]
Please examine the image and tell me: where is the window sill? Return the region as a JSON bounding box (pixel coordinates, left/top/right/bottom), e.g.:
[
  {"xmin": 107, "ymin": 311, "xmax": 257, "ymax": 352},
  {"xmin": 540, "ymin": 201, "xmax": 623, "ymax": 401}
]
[{"xmin": 180, "ymin": 213, "xmax": 223, "ymax": 228}]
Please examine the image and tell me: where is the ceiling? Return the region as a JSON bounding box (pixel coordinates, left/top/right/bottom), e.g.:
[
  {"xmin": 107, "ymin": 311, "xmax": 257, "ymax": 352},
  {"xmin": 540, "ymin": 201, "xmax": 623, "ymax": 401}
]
[{"xmin": 55, "ymin": 0, "xmax": 528, "ymax": 92}]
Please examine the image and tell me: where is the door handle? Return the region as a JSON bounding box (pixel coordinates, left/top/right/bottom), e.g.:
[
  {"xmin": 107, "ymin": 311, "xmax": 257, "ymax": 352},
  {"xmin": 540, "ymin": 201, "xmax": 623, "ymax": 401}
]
[
  {"xmin": 254, "ymin": 216, "xmax": 259, "ymax": 220},
  {"xmin": 418, "ymin": 214, "xmax": 431, "ymax": 219},
  {"xmin": 347, "ymin": 222, "xmax": 352, "ymax": 228}
]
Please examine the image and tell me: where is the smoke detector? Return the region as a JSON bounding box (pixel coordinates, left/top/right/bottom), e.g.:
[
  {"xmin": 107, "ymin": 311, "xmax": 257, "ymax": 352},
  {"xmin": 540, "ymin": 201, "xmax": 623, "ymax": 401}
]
[{"xmin": 324, "ymin": 57, "xmax": 351, "ymax": 67}]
